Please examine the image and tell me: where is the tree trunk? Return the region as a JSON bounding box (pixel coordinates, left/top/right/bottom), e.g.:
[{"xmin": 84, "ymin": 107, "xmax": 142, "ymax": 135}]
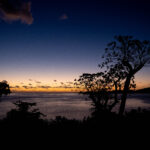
[
  {"xmin": 114, "ymin": 82, "xmax": 118, "ymax": 102},
  {"xmin": 119, "ymin": 75, "xmax": 132, "ymax": 115},
  {"xmin": 109, "ymin": 82, "xmax": 119, "ymax": 111}
]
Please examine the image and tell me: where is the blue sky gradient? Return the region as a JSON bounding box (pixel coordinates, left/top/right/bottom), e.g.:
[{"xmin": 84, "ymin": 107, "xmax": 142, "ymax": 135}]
[{"xmin": 0, "ymin": 0, "xmax": 150, "ymax": 91}]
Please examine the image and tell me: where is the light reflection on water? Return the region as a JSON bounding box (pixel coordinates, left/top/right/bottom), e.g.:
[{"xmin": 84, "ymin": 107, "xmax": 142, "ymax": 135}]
[{"xmin": 0, "ymin": 93, "xmax": 150, "ymax": 120}]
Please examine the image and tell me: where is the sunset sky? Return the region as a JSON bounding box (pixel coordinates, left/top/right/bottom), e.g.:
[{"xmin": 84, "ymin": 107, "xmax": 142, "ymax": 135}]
[{"xmin": 0, "ymin": 0, "xmax": 150, "ymax": 92}]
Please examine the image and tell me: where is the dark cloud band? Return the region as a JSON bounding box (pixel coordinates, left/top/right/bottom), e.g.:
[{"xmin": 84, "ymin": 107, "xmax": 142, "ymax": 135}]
[{"xmin": 0, "ymin": 0, "xmax": 33, "ymax": 24}]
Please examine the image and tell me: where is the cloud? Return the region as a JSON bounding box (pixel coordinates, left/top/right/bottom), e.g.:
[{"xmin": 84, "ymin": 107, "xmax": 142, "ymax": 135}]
[
  {"xmin": 10, "ymin": 85, "xmax": 20, "ymax": 88},
  {"xmin": 59, "ymin": 13, "xmax": 68, "ymax": 20},
  {"xmin": 66, "ymin": 82, "xmax": 73, "ymax": 85},
  {"xmin": 15, "ymin": 85, "xmax": 20, "ymax": 88},
  {"xmin": 53, "ymin": 80, "xmax": 57, "ymax": 82},
  {"xmin": 0, "ymin": 0, "xmax": 33, "ymax": 24},
  {"xmin": 35, "ymin": 80, "xmax": 41, "ymax": 84},
  {"xmin": 29, "ymin": 79, "xmax": 33, "ymax": 81},
  {"xmin": 63, "ymin": 86, "xmax": 73, "ymax": 89},
  {"xmin": 38, "ymin": 86, "xmax": 51, "ymax": 89},
  {"xmin": 22, "ymin": 85, "xmax": 29, "ymax": 89}
]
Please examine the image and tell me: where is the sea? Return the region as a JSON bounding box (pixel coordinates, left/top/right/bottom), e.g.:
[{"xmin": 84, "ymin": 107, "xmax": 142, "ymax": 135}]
[{"xmin": 0, "ymin": 92, "xmax": 150, "ymax": 120}]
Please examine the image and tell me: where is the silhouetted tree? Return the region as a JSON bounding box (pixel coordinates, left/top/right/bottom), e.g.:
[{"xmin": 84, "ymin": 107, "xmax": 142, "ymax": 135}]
[
  {"xmin": 76, "ymin": 73, "xmax": 117, "ymax": 117},
  {"xmin": 101, "ymin": 63, "xmax": 136, "ymax": 111},
  {"xmin": 6, "ymin": 101, "xmax": 45, "ymax": 121},
  {"xmin": 100, "ymin": 36, "xmax": 150, "ymax": 115},
  {"xmin": 77, "ymin": 36, "xmax": 150, "ymax": 117},
  {"xmin": 0, "ymin": 80, "xmax": 11, "ymax": 97}
]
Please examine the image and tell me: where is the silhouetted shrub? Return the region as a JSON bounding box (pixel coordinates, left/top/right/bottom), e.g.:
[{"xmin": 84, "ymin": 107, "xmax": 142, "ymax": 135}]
[
  {"xmin": 0, "ymin": 80, "xmax": 11, "ymax": 97},
  {"xmin": 3, "ymin": 101, "xmax": 46, "ymax": 129}
]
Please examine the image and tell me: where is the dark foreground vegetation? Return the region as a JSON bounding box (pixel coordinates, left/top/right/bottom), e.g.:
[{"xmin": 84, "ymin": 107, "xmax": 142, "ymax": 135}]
[
  {"xmin": 0, "ymin": 100, "xmax": 150, "ymax": 135},
  {"xmin": 0, "ymin": 101, "xmax": 149, "ymax": 148}
]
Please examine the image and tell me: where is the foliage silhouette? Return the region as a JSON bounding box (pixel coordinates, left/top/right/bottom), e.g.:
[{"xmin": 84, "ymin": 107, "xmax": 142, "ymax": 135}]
[
  {"xmin": 0, "ymin": 99, "xmax": 150, "ymax": 145},
  {"xmin": 0, "ymin": 80, "xmax": 11, "ymax": 97},
  {"xmin": 75, "ymin": 73, "xmax": 118, "ymax": 117},
  {"xmin": 76, "ymin": 36, "xmax": 150, "ymax": 116},
  {"xmin": 5, "ymin": 101, "xmax": 46, "ymax": 128},
  {"xmin": 1, "ymin": 101, "xmax": 150, "ymax": 133},
  {"xmin": 100, "ymin": 36, "xmax": 150, "ymax": 115}
]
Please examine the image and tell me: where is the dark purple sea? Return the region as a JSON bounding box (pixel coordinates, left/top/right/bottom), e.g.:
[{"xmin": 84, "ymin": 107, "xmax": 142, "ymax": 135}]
[{"xmin": 0, "ymin": 92, "xmax": 150, "ymax": 120}]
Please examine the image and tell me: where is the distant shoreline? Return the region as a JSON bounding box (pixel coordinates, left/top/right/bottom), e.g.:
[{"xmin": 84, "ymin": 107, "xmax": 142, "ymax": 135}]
[
  {"xmin": 10, "ymin": 87, "xmax": 150, "ymax": 94},
  {"xmin": 11, "ymin": 91, "xmax": 79, "ymax": 93}
]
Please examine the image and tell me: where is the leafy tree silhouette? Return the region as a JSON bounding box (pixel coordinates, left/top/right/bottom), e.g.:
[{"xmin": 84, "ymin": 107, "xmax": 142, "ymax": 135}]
[
  {"xmin": 76, "ymin": 36, "xmax": 150, "ymax": 116},
  {"xmin": 76, "ymin": 73, "xmax": 117, "ymax": 117},
  {"xmin": 100, "ymin": 36, "xmax": 150, "ymax": 115},
  {"xmin": 6, "ymin": 101, "xmax": 45, "ymax": 123},
  {"xmin": 0, "ymin": 80, "xmax": 11, "ymax": 97}
]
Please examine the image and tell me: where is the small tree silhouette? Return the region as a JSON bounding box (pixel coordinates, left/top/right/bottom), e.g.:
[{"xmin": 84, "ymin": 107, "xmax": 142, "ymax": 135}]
[
  {"xmin": 76, "ymin": 73, "xmax": 117, "ymax": 117},
  {"xmin": 6, "ymin": 101, "xmax": 45, "ymax": 121},
  {"xmin": 0, "ymin": 80, "xmax": 11, "ymax": 97},
  {"xmin": 100, "ymin": 36, "xmax": 150, "ymax": 115}
]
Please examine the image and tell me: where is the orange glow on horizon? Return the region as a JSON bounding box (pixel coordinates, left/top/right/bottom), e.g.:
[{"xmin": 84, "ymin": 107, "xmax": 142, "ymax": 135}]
[
  {"xmin": 2, "ymin": 69, "xmax": 150, "ymax": 93},
  {"xmin": 9, "ymin": 82, "xmax": 149, "ymax": 93},
  {"xmin": 11, "ymin": 87, "xmax": 81, "ymax": 93}
]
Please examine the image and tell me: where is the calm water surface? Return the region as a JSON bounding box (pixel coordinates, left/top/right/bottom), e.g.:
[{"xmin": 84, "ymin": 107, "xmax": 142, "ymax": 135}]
[{"xmin": 0, "ymin": 92, "xmax": 150, "ymax": 120}]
